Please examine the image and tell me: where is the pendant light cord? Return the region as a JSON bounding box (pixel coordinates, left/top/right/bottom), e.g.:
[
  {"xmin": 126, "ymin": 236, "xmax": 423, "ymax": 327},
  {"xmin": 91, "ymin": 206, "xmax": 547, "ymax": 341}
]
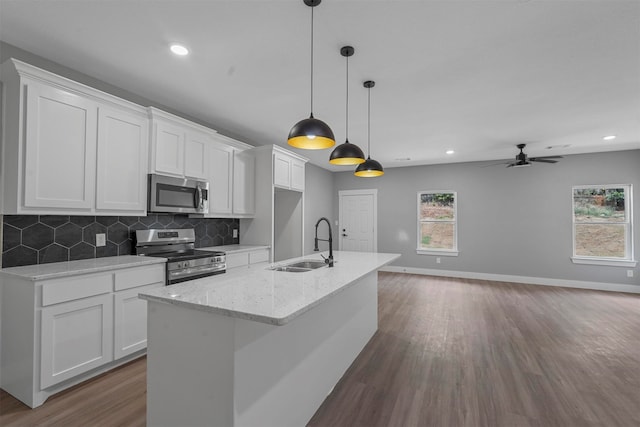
[
  {"xmin": 367, "ymin": 85, "xmax": 371, "ymax": 157},
  {"xmin": 310, "ymin": 5, "xmax": 314, "ymax": 117},
  {"xmin": 345, "ymin": 54, "xmax": 349, "ymax": 140}
]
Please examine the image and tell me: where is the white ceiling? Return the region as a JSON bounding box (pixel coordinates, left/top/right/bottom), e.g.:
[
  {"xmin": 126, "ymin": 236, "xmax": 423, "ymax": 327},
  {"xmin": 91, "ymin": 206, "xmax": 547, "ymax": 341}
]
[{"xmin": 1, "ymin": 0, "xmax": 639, "ymax": 171}]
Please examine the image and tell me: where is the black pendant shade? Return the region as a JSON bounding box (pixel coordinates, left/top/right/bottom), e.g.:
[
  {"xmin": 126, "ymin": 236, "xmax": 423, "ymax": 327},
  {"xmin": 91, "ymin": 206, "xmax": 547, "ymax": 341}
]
[
  {"xmin": 329, "ymin": 45, "xmax": 365, "ymax": 165},
  {"xmin": 288, "ymin": 114, "xmax": 335, "ymax": 149},
  {"xmin": 288, "ymin": 0, "xmax": 336, "ymax": 150},
  {"xmin": 354, "ymin": 156, "xmax": 384, "ymax": 177},
  {"xmin": 330, "ymin": 140, "xmax": 365, "ymax": 165},
  {"xmin": 355, "ymin": 80, "xmax": 384, "ymax": 177}
]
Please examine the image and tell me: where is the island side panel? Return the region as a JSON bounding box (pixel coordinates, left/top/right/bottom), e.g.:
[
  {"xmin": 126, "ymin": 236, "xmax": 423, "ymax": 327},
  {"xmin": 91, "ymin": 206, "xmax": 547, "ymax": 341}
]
[
  {"xmin": 233, "ymin": 271, "xmax": 378, "ymax": 427},
  {"xmin": 146, "ymin": 301, "xmax": 236, "ymax": 427},
  {"xmin": 0, "ymin": 276, "xmax": 37, "ymax": 407}
]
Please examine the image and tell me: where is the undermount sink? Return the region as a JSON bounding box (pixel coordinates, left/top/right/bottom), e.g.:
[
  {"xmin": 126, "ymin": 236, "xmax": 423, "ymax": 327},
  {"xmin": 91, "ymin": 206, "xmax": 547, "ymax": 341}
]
[
  {"xmin": 268, "ymin": 259, "xmax": 330, "ymax": 273},
  {"xmin": 286, "ymin": 260, "xmax": 327, "ymax": 269}
]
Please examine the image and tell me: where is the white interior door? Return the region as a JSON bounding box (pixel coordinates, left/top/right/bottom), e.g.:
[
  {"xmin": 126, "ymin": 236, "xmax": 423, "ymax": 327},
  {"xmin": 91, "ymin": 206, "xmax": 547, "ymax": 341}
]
[{"xmin": 339, "ymin": 190, "xmax": 377, "ymax": 252}]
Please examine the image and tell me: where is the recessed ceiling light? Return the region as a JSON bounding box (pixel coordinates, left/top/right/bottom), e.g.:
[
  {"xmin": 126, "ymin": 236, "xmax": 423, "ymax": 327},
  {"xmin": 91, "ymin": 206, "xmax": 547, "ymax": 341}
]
[
  {"xmin": 603, "ymin": 135, "xmax": 616, "ymax": 141},
  {"xmin": 445, "ymin": 150, "xmax": 455, "ymax": 155},
  {"xmin": 170, "ymin": 44, "xmax": 189, "ymax": 56}
]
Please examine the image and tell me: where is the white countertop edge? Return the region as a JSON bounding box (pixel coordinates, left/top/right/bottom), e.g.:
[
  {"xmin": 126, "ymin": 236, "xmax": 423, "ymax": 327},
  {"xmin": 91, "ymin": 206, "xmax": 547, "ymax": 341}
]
[
  {"xmin": 140, "ymin": 252, "xmax": 400, "ymax": 326},
  {"xmin": 199, "ymin": 244, "xmax": 270, "ymax": 254},
  {"xmin": 0, "ymin": 256, "xmax": 167, "ymax": 281}
]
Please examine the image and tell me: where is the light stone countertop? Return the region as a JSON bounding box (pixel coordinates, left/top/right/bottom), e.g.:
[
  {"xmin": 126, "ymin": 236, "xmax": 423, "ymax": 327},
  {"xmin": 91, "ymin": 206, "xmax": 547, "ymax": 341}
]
[
  {"xmin": 0, "ymin": 255, "xmax": 167, "ymax": 281},
  {"xmin": 199, "ymin": 244, "xmax": 270, "ymax": 254},
  {"xmin": 139, "ymin": 251, "xmax": 400, "ymax": 326}
]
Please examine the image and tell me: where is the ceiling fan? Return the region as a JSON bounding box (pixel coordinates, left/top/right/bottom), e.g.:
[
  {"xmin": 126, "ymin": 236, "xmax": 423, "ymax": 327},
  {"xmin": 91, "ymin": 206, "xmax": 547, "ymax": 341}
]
[{"xmin": 505, "ymin": 143, "xmax": 562, "ymax": 168}]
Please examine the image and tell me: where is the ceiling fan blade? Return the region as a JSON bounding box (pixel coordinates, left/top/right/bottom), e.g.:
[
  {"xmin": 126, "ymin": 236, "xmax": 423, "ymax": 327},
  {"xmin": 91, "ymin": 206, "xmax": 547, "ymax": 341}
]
[
  {"xmin": 530, "ymin": 158, "xmax": 558, "ymax": 163},
  {"xmin": 530, "ymin": 155, "xmax": 563, "ymax": 160},
  {"xmin": 506, "ymin": 163, "xmax": 516, "ymax": 168},
  {"xmin": 481, "ymin": 161, "xmax": 511, "ymax": 168}
]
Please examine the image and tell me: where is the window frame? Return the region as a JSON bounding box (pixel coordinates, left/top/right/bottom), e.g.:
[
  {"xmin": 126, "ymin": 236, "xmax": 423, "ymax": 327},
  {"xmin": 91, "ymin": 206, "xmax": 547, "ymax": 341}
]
[
  {"xmin": 416, "ymin": 190, "xmax": 459, "ymax": 256},
  {"xmin": 571, "ymin": 184, "xmax": 636, "ymax": 267}
]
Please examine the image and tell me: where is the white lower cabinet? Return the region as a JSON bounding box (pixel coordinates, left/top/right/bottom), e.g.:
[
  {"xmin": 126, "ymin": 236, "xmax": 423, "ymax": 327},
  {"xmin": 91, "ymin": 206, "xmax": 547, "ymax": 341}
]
[
  {"xmin": 114, "ymin": 283, "xmax": 163, "ymax": 359},
  {"xmin": 40, "ymin": 294, "xmax": 114, "ymax": 389},
  {"xmin": 0, "ymin": 262, "xmax": 165, "ymax": 408},
  {"xmin": 225, "ymin": 248, "xmax": 270, "ymax": 270}
]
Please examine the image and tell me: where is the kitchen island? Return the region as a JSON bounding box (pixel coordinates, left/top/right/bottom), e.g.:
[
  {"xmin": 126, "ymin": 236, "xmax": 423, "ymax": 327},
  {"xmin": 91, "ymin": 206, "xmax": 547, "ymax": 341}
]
[{"xmin": 139, "ymin": 250, "xmax": 400, "ymax": 427}]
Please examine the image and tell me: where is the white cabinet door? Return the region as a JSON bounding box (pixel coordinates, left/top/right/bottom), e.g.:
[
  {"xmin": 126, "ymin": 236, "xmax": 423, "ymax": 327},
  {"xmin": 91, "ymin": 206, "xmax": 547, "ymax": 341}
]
[
  {"xmin": 96, "ymin": 106, "xmax": 149, "ymax": 213},
  {"xmin": 209, "ymin": 142, "xmax": 234, "ymax": 215},
  {"xmin": 273, "ymin": 153, "xmax": 291, "ymax": 189},
  {"xmin": 226, "ymin": 252, "xmax": 249, "ymax": 269},
  {"xmin": 23, "ymin": 80, "xmax": 97, "ymax": 209},
  {"xmin": 233, "ymin": 150, "xmax": 255, "ymax": 215},
  {"xmin": 290, "ymin": 159, "xmax": 305, "ymax": 192},
  {"xmin": 273, "ymin": 152, "xmax": 305, "ymax": 192},
  {"xmin": 249, "ymin": 249, "xmax": 270, "ymax": 265},
  {"xmin": 113, "ymin": 283, "xmax": 163, "ymax": 359},
  {"xmin": 184, "ymin": 131, "xmax": 210, "ymax": 180},
  {"xmin": 40, "ymin": 294, "xmax": 114, "ymax": 389},
  {"xmin": 152, "ymin": 121, "xmax": 185, "ymax": 177}
]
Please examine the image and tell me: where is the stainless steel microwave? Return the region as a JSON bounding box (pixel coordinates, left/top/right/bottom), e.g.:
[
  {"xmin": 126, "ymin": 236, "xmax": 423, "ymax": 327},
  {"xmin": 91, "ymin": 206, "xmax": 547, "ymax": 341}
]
[{"xmin": 148, "ymin": 174, "xmax": 209, "ymax": 214}]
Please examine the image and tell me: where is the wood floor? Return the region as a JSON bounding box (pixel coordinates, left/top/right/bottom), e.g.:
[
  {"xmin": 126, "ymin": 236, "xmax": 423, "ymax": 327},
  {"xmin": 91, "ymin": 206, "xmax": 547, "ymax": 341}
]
[{"xmin": 2, "ymin": 272, "xmax": 639, "ymax": 426}]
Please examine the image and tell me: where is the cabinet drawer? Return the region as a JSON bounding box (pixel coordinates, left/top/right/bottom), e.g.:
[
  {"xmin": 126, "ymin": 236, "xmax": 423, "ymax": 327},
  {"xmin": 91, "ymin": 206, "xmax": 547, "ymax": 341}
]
[
  {"xmin": 249, "ymin": 249, "xmax": 269, "ymax": 264},
  {"xmin": 226, "ymin": 252, "xmax": 249, "ymax": 269},
  {"xmin": 114, "ymin": 264, "xmax": 165, "ymax": 291},
  {"xmin": 42, "ymin": 274, "xmax": 112, "ymax": 307}
]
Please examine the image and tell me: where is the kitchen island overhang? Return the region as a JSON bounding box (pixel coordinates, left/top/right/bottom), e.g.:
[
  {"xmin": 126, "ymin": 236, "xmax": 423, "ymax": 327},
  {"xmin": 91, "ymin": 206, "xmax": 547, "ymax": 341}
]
[{"xmin": 139, "ymin": 251, "xmax": 400, "ymax": 427}]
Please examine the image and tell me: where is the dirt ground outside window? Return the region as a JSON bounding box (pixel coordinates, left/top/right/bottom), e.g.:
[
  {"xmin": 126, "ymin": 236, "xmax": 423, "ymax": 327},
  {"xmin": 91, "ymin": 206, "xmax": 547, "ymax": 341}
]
[{"xmin": 420, "ymin": 203, "xmax": 455, "ymax": 250}]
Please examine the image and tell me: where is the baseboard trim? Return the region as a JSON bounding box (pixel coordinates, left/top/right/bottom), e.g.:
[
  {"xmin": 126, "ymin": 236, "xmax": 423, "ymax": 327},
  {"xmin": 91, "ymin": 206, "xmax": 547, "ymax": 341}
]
[{"xmin": 379, "ymin": 266, "xmax": 640, "ymax": 294}]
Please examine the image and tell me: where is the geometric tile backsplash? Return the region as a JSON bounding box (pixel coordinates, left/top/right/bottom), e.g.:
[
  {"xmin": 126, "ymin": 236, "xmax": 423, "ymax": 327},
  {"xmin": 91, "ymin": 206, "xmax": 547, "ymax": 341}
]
[{"xmin": 1, "ymin": 214, "xmax": 239, "ymax": 268}]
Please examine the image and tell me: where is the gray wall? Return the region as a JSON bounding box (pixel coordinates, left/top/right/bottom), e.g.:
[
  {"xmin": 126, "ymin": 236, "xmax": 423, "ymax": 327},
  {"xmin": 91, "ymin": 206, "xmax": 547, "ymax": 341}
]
[
  {"xmin": 304, "ymin": 163, "xmax": 336, "ymax": 255},
  {"xmin": 334, "ymin": 150, "xmax": 640, "ymax": 286}
]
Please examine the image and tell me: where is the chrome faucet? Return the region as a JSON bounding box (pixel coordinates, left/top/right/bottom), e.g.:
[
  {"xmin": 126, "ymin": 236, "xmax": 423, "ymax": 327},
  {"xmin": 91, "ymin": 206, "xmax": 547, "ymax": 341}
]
[{"xmin": 314, "ymin": 217, "xmax": 334, "ymax": 267}]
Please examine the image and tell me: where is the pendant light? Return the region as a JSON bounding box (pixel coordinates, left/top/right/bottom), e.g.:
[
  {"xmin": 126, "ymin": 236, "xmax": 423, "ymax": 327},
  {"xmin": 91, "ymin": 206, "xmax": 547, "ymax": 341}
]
[
  {"xmin": 288, "ymin": 0, "xmax": 335, "ymax": 150},
  {"xmin": 355, "ymin": 80, "xmax": 384, "ymax": 177},
  {"xmin": 329, "ymin": 46, "xmax": 365, "ymax": 165}
]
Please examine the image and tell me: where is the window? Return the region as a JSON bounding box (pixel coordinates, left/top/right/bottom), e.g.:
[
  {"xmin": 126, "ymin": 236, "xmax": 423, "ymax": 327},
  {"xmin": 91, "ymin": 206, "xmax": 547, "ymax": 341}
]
[
  {"xmin": 417, "ymin": 191, "xmax": 458, "ymax": 256},
  {"xmin": 572, "ymin": 185, "xmax": 636, "ymax": 267}
]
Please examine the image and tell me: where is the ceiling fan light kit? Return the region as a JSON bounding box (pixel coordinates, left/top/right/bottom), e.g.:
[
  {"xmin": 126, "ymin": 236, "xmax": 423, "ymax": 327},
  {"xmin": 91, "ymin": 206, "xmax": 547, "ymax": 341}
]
[
  {"xmin": 330, "ymin": 46, "xmax": 366, "ymax": 165},
  {"xmin": 355, "ymin": 80, "xmax": 384, "ymax": 177},
  {"xmin": 287, "ymin": 0, "xmax": 336, "ymax": 150}
]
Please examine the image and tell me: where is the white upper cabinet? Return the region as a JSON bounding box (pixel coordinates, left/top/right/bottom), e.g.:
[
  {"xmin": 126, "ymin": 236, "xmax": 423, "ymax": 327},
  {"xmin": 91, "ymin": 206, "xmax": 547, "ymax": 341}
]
[
  {"xmin": 149, "ymin": 107, "xmax": 213, "ymax": 180},
  {"xmin": 206, "ymin": 134, "xmax": 255, "ymax": 217},
  {"xmin": 23, "ymin": 80, "xmax": 98, "ymax": 210},
  {"xmin": 273, "ymin": 149, "xmax": 306, "ymax": 192},
  {"xmin": 208, "ymin": 141, "xmax": 234, "ymax": 215},
  {"xmin": 153, "ymin": 120, "xmax": 185, "ymax": 177},
  {"xmin": 290, "ymin": 158, "xmax": 305, "ymax": 191},
  {"xmin": 0, "ymin": 59, "xmax": 149, "ymax": 216},
  {"xmin": 233, "ymin": 149, "xmax": 256, "ymax": 216},
  {"xmin": 185, "ymin": 131, "xmax": 210, "ymax": 179},
  {"xmin": 96, "ymin": 106, "xmax": 149, "ymax": 213}
]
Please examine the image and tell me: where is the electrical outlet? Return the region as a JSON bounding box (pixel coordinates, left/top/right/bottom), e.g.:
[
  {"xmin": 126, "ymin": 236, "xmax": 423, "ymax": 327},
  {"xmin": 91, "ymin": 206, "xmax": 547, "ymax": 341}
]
[
  {"xmin": 628, "ymin": 270, "xmax": 634, "ymax": 278},
  {"xmin": 96, "ymin": 233, "xmax": 106, "ymax": 247},
  {"xmin": 436, "ymin": 257, "xmax": 441, "ymax": 264},
  {"xmin": 233, "ymin": 229, "xmax": 238, "ymax": 238}
]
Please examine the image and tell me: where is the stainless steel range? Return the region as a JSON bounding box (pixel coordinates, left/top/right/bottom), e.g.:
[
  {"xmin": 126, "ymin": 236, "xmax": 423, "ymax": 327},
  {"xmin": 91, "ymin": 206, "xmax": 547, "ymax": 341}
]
[{"xmin": 135, "ymin": 229, "xmax": 226, "ymax": 285}]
